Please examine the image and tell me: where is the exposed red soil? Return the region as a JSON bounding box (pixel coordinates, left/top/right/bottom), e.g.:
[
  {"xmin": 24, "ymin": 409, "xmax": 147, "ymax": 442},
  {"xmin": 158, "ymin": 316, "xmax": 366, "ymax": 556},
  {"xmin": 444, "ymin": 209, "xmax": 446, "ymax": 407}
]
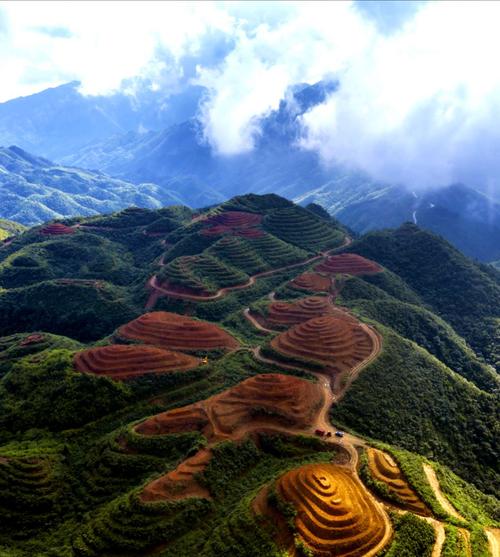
[
  {"xmin": 315, "ymin": 253, "xmax": 382, "ymax": 275},
  {"xmin": 263, "ymin": 296, "xmax": 350, "ymax": 328},
  {"xmin": 140, "ymin": 447, "xmax": 212, "ymax": 502},
  {"xmin": 290, "ymin": 272, "xmax": 333, "ymax": 293},
  {"xmin": 40, "ymin": 223, "xmax": 75, "ymax": 235},
  {"xmin": 203, "ymin": 211, "xmax": 262, "ymax": 229},
  {"xmin": 137, "ymin": 373, "xmax": 325, "ymax": 503},
  {"xmin": 19, "ymin": 334, "xmax": 45, "ymax": 346},
  {"xmin": 201, "ymin": 211, "xmax": 263, "ymax": 237},
  {"xmin": 367, "ymin": 448, "xmax": 430, "ymax": 515},
  {"xmin": 135, "ymin": 373, "xmax": 324, "ymax": 440},
  {"xmin": 234, "ymin": 227, "xmax": 266, "ymax": 238},
  {"xmin": 118, "ymin": 311, "xmax": 239, "ymax": 352},
  {"xmin": 272, "ymin": 463, "xmax": 391, "ymax": 557},
  {"xmin": 270, "ymin": 315, "xmax": 375, "ymax": 376},
  {"xmin": 73, "ymin": 344, "xmax": 200, "ymax": 380}
]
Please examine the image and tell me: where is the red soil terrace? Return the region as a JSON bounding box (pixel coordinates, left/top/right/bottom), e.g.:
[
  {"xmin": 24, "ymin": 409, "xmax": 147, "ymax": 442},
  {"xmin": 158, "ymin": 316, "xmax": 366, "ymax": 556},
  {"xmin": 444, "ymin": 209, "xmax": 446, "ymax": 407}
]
[
  {"xmin": 118, "ymin": 311, "xmax": 239, "ymax": 352},
  {"xmin": 290, "ymin": 272, "xmax": 333, "ymax": 293},
  {"xmin": 73, "ymin": 344, "xmax": 200, "ymax": 381},
  {"xmin": 40, "ymin": 223, "xmax": 75, "ymax": 235},
  {"xmin": 270, "ymin": 315, "xmax": 374, "ymax": 374},
  {"xmin": 19, "ymin": 334, "xmax": 45, "ymax": 346},
  {"xmin": 234, "ymin": 227, "xmax": 266, "ymax": 238},
  {"xmin": 141, "ymin": 447, "xmax": 212, "ymax": 502},
  {"xmin": 135, "ymin": 373, "xmax": 324, "ymax": 440},
  {"xmin": 201, "ymin": 210, "xmax": 262, "ymax": 236},
  {"xmin": 263, "ymin": 296, "xmax": 345, "ymax": 328},
  {"xmin": 367, "ymin": 449, "xmax": 430, "ymax": 516},
  {"xmin": 315, "ymin": 253, "xmax": 382, "ymax": 275},
  {"xmin": 274, "ymin": 463, "xmax": 389, "ymax": 557},
  {"xmin": 136, "ymin": 373, "xmax": 324, "ymax": 502}
]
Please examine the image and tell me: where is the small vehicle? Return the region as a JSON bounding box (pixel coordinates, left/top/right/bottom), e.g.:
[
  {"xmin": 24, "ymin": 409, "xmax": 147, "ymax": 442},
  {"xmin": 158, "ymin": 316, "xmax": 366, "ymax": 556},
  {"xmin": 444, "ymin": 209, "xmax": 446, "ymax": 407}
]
[
  {"xmin": 335, "ymin": 431, "xmax": 345, "ymax": 438},
  {"xmin": 326, "ymin": 431, "xmax": 332, "ymax": 438},
  {"xmin": 315, "ymin": 429, "xmax": 325, "ymax": 437}
]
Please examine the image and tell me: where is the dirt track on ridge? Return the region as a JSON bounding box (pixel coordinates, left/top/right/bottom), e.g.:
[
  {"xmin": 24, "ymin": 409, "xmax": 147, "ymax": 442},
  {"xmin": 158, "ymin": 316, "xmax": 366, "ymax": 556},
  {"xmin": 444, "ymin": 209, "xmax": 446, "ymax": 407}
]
[{"xmin": 145, "ymin": 235, "xmax": 352, "ymax": 308}]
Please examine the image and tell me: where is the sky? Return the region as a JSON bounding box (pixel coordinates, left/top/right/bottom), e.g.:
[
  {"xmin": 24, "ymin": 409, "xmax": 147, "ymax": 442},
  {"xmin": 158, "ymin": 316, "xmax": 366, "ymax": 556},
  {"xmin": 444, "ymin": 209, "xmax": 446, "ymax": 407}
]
[{"xmin": 1, "ymin": 0, "xmax": 500, "ymax": 195}]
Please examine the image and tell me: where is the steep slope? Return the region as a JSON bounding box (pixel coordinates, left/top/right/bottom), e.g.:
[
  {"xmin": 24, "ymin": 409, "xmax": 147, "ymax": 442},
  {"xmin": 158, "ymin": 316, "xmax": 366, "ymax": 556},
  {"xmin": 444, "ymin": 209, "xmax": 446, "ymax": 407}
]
[
  {"xmin": 0, "ymin": 219, "xmax": 25, "ymax": 241},
  {"xmin": 0, "ymin": 81, "xmax": 204, "ymax": 159},
  {"xmin": 0, "ymin": 146, "xmax": 183, "ymax": 225},
  {"xmin": 346, "ymin": 223, "xmax": 500, "ymax": 366},
  {"xmin": 332, "ymin": 183, "xmax": 500, "ymax": 262}
]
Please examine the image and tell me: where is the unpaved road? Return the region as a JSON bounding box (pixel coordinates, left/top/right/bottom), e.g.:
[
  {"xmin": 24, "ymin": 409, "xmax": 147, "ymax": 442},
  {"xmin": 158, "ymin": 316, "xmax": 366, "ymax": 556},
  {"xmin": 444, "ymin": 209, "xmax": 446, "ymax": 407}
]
[
  {"xmin": 486, "ymin": 529, "xmax": 500, "ymax": 557},
  {"xmin": 145, "ymin": 234, "xmax": 352, "ymax": 308},
  {"xmin": 423, "ymin": 464, "xmax": 464, "ymax": 521}
]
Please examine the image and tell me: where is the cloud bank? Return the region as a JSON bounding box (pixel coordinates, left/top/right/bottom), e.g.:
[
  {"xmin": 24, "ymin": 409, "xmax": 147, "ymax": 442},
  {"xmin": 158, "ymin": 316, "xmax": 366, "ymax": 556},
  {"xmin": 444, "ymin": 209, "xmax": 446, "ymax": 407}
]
[
  {"xmin": 2, "ymin": 1, "xmax": 500, "ymax": 195},
  {"xmin": 197, "ymin": 1, "xmax": 500, "ymax": 195}
]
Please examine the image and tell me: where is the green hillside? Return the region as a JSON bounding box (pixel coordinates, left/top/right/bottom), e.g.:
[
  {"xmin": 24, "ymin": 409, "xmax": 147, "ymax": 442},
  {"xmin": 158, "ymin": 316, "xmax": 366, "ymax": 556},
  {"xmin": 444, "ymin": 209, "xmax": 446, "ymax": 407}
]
[
  {"xmin": 0, "ymin": 218, "xmax": 25, "ymax": 241},
  {"xmin": 0, "ymin": 195, "xmax": 497, "ymax": 556},
  {"xmin": 347, "ymin": 223, "xmax": 500, "ymax": 366}
]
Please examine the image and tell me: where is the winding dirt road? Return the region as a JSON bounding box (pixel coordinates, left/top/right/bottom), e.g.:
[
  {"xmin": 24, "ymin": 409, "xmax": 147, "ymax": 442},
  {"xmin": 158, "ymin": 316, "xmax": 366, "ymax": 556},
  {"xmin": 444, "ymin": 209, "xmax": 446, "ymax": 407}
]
[
  {"xmin": 423, "ymin": 464, "xmax": 464, "ymax": 521},
  {"xmin": 486, "ymin": 529, "xmax": 500, "ymax": 557},
  {"xmin": 145, "ymin": 235, "xmax": 352, "ymax": 308}
]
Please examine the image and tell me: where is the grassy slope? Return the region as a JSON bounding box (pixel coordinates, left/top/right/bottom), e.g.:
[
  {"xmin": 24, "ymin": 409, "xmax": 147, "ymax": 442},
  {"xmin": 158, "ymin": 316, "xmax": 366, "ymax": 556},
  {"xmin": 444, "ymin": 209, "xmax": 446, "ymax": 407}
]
[
  {"xmin": 0, "ymin": 218, "xmax": 26, "ymax": 239},
  {"xmin": 347, "ymin": 223, "xmax": 500, "ymax": 365},
  {"xmin": 331, "ymin": 325, "xmax": 499, "ymax": 494},
  {"xmin": 339, "ymin": 275, "xmax": 499, "ymax": 392}
]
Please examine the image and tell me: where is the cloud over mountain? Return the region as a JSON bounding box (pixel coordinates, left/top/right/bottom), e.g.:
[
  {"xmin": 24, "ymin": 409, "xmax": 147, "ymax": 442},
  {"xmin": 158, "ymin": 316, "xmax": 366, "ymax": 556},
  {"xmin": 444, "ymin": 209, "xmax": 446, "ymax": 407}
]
[{"xmin": 2, "ymin": 1, "xmax": 500, "ymax": 196}]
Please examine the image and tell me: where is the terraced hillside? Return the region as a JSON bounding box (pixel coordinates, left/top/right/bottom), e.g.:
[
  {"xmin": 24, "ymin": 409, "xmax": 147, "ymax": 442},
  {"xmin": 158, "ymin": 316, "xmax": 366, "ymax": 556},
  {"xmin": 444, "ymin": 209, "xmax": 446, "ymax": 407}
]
[
  {"xmin": 271, "ymin": 463, "xmax": 390, "ymax": 556},
  {"xmin": 263, "ymin": 205, "xmax": 344, "ymax": 251},
  {"xmin": 366, "ymin": 448, "xmax": 430, "ymax": 515},
  {"xmin": 251, "ymin": 296, "xmax": 350, "ymax": 330},
  {"xmin": 315, "ymin": 253, "xmax": 382, "ymax": 275},
  {"xmin": 0, "ymin": 193, "xmax": 498, "ymax": 557},
  {"xmin": 270, "ymin": 315, "xmax": 375, "ymax": 375},
  {"xmin": 118, "ymin": 311, "xmax": 239, "ymax": 352},
  {"xmin": 74, "ymin": 344, "xmax": 200, "ymax": 380}
]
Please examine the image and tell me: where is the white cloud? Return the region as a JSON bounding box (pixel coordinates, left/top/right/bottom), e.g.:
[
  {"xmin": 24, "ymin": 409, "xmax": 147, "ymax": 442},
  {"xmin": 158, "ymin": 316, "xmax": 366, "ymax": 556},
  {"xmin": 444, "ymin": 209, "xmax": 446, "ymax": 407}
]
[
  {"xmin": 196, "ymin": 0, "xmax": 500, "ymax": 193},
  {"xmin": 300, "ymin": 1, "xmax": 500, "ymax": 189},
  {"xmin": 0, "ymin": 1, "xmax": 234, "ymax": 101},
  {"xmin": 197, "ymin": 2, "xmax": 374, "ymax": 154},
  {"xmin": 2, "ymin": 0, "xmax": 500, "ymax": 193}
]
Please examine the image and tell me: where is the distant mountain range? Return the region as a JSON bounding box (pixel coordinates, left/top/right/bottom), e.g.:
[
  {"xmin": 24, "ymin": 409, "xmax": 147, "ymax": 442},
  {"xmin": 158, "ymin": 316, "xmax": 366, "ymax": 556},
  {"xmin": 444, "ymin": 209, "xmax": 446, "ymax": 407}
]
[
  {"xmin": 1, "ymin": 80, "xmax": 499, "ymax": 261},
  {"xmin": 0, "ymin": 81, "xmax": 204, "ymax": 160},
  {"xmin": 0, "ymin": 146, "xmax": 183, "ymax": 226}
]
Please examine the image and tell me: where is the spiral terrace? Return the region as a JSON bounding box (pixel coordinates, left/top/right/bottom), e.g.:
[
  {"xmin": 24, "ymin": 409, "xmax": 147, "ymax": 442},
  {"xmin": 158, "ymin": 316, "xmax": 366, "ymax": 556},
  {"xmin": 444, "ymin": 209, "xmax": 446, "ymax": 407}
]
[
  {"xmin": 117, "ymin": 311, "xmax": 239, "ymax": 352},
  {"xmin": 270, "ymin": 315, "xmax": 374, "ymax": 373},
  {"xmin": 290, "ymin": 272, "xmax": 333, "ymax": 292},
  {"xmin": 135, "ymin": 373, "xmax": 324, "ymax": 440},
  {"xmin": 39, "ymin": 223, "xmax": 75, "ymax": 235},
  {"xmin": 264, "ymin": 296, "xmax": 355, "ymax": 328},
  {"xmin": 315, "ymin": 253, "xmax": 381, "ymax": 275},
  {"xmin": 201, "ymin": 210, "xmax": 263, "ymax": 236},
  {"xmin": 73, "ymin": 344, "xmax": 200, "ymax": 380},
  {"xmin": 276, "ymin": 463, "xmax": 390, "ymax": 557},
  {"xmin": 367, "ymin": 449, "xmax": 430, "ymax": 515}
]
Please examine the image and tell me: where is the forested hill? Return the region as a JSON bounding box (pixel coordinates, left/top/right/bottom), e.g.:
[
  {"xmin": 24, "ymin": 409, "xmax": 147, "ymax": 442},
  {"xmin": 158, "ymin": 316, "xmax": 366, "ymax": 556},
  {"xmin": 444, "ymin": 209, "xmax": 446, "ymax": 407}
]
[
  {"xmin": 347, "ymin": 223, "xmax": 500, "ymax": 367},
  {"xmin": 0, "ymin": 194, "xmax": 497, "ymax": 557}
]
